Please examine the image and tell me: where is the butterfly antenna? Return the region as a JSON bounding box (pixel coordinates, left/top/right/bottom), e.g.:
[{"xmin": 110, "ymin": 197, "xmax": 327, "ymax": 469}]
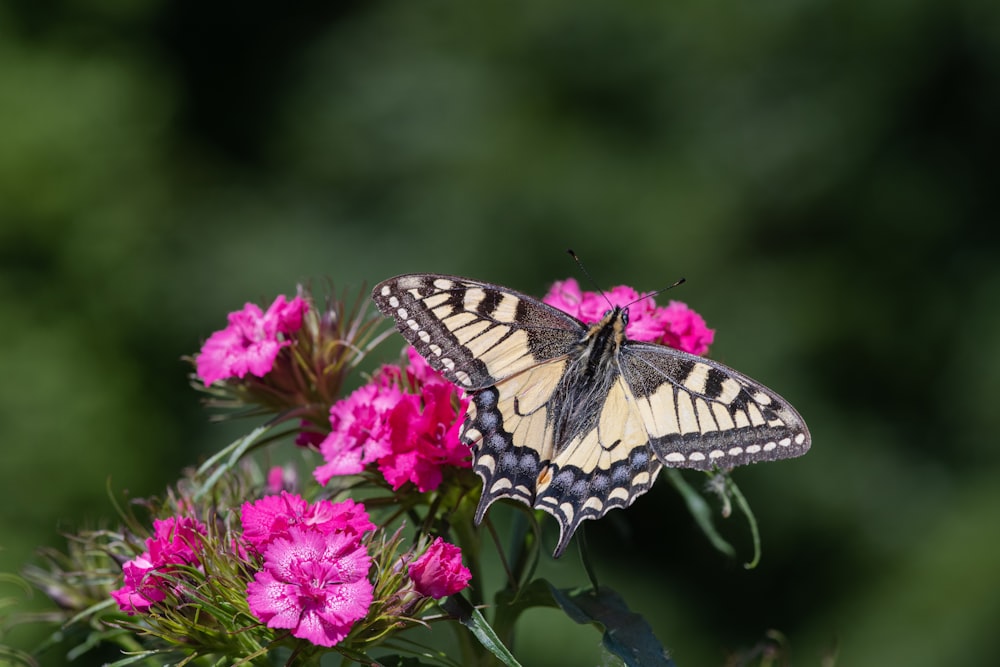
[
  {"xmin": 566, "ymin": 248, "xmax": 615, "ymax": 310},
  {"xmin": 629, "ymin": 277, "xmax": 686, "ymax": 309},
  {"xmin": 568, "ymin": 249, "xmax": 685, "ymax": 310}
]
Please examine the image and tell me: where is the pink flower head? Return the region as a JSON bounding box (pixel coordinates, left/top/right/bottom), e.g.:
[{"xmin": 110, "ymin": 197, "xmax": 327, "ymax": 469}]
[
  {"xmin": 379, "ymin": 382, "xmax": 471, "ymax": 492},
  {"xmin": 543, "ymin": 278, "xmax": 715, "ymax": 355},
  {"xmin": 240, "ymin": 492, "xmax": 374, "ymax": 553},
  {"xmin": 656, "ymin": 300, "xmax": 715, "ymax": 356},
  {"xmin": 110, "ymin": 554, "xmax": 163, "ymax": 613},
  {"xmin": 146, "ymin": 516, "xmax": 207, "ymax": 566},
  {"xmin": 314, "ymin": 350, "xmax": 471, "ymax": 491},
  {"xmin": 408, "ymin": 537, "xmax": 471, "ymax": 599},
  {"xmin": 196, "ymin": 294, "xmax": 309, "ymax": 386},
  {"xmin": 246, "ymin": 526, "xmax": 373, "ymax": 647},
  {"xmin": 313, "ymin": 380, "xmax": 405, "ymax": 485},
  {"xmin": 111, "ymin": 516, "xmax": 208, "ymax": 615}
]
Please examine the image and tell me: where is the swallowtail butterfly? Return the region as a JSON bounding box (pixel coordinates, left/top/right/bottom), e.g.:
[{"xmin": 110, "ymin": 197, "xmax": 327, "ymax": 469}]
[{"xmin": 373, "ymin": 274, "xmax": 810, "ymax": 557}]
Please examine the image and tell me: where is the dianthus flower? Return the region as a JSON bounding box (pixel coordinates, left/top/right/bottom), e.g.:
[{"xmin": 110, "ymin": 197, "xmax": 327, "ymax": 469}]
[
  {"xmin": 408, "ymin": 537, "xmax": 471, "ymax": 599},
  {"xmin": 314, "ymin": 355, "xmax": 470, "ymax": 491},
  {"xmin": 111, "ymin": 516, "xmax": 208, "ymax": 615},
  {"xmin": 543, "ymin": 278, "xmax": 714, "ymax": 355},
  {"xmin": 246, "ymin": 526, "xmax": 373, "ymax": 647},
  {"xmin": 240, "ymin": 492, "xmax": 374, "ymax": 553},
  {"xmin": 313, "ymin": 379, "xmax": 405, "ymax": 485},
  {"xmin": 195, "ymin": 294, "xmax": 309, "ymax": 386},
  {"xmin": 379, "ymin": 382, "xmax": 470, "ymax": 492}
]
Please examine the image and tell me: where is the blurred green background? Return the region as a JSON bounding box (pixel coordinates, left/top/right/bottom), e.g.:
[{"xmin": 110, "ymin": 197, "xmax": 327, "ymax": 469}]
[{"xmin": 2, "ymin": 1, "xmax": 999, "ymax": 665}]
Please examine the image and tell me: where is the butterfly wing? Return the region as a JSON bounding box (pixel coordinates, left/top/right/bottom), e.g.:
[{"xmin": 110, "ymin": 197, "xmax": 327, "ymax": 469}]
[
  {"xmin": 374, "ymin": 274, "xmax": 659, "ymax": 556},
  {"xmin": 619, "ymin": 342, "xmax": 811, "ymax": 470},
  {"xmin": 372, "ymin": 274, "xmax": 584, "ymax": 390}
]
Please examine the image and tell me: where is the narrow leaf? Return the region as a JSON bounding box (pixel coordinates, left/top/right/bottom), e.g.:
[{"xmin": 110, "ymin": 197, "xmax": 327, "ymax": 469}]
[{"xmin": 442, "ymin": 595, "xmax": 523, "ymax": 667}]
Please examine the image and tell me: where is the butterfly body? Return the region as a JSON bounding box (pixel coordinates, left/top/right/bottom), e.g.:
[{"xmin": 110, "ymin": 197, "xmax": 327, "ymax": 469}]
[{"xmin": 373, "ymin": 274, "xmax": 810, "ymax": 557}]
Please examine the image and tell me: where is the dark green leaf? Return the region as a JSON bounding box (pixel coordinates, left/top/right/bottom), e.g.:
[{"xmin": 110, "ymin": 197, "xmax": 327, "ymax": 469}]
[{"xmin": 548, "ymin": 584, "xmax": 676, "ymax": 667}]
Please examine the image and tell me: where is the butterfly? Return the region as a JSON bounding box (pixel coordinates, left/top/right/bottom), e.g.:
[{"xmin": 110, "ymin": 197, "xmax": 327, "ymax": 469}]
[{"xmin": 372, "ymin": 274, "xmax": 810, "ymax": 557}]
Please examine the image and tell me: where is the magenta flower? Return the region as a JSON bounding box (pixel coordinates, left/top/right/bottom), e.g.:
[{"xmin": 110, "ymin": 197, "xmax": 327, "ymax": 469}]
[
  {"xmin": 543, "ymin": 278, "xmax": 715, "ymax": 355},
  {"xmin": 379, "ymin": 382, "xmax": 471, "ymax": 492},
  {"xmin": 240, "ymin": 492, "xmax": 374, "ymax": 553},
  {"xmin": 246, "ymin": 526, "xmax": 373, "ymax": 647},
  {"xmin": 656, "ymin": 300, "xmax": 715, "ymax": 357},
  {"xmin": 110, "ymin": 554, "xmax": 163, "ymax": 613},
  {"xmin": 408, "ymin": 537, "xmax": 471, "ymax": 599},
  {"xmin": 313, "ymin": 380, "xmax": 405, "ymax": 485},
  {"xmin": 314, "ymin": 352, "xmax": 471, "ymax": 491},
  {"xmin": 111, "ymin": 516, "xmax": 208, "ymax": 615},
  {"xmin": 195, "ymin": 294, "xmax": 309, "ymax": 386}
]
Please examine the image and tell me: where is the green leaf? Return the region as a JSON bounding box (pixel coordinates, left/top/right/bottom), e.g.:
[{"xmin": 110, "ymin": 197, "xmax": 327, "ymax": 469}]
[
  {"xmin": 442, "ymin": 594, "xmax": 523, "ymax": 667},
  {"xmin": 547, "ymin": 584, "xmax": 677, "ymax": 667}
]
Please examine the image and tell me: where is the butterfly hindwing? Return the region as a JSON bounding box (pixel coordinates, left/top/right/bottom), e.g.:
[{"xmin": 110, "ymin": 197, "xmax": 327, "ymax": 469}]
[
  {"xmin": 463, "ymin": 369, "xmax": 662, "ymax": 557},
  {"xmin": 372, "ymin": 273, "xmax": 811, "ymax": 557}
]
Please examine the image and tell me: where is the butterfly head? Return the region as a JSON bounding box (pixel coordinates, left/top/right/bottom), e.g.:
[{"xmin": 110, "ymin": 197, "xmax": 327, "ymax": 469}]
[{"xmin": 601, "ymin": 306, "xmax": 629, "ymax": 328}]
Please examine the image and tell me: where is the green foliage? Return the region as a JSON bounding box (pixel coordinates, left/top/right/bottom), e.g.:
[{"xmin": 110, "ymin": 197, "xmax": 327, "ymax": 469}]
[{"xmin": 2, "ymin": 1, "xmax": 1000, "ymax": 665}]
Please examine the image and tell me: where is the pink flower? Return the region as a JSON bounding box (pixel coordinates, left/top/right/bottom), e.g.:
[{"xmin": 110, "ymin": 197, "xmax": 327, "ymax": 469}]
[
  {"xmin": 110, "ymin": 555, "xmax": 163, "ymax": 613},
  {"xmin": 408, "ymin": 537, "xmax": 471, "ymax": 599},
  {"xmin": 246, "ymin": 526, "xmax": 373, "ymax": 647},
  {"xmin": 196, "ymin": 294, "xmax": 309, "ymax": 386},
  {"xmin": 111, "ymin": 516, "xmax": 208, "ymax": 615},
  {"xmin": 240, "ymin": 492, "xmax": 374, "ymax": 553},
  {"xmin": 379, "ymin": 383, "xmax": 471, "ymax": 492},
  {"xmin": 314, "ymin": 353, "xmax": 471, "ymax": 492},
  {"xmin": 656, "ymin": 300, "xmax": 715, "ymax": 356},
  {"xmin": 543, "ymin": 278, "xmax": 715, "ymax": 355},
  {"xmin": 313, "ymin": 380, "xmax": 405, "ymax": 485}
]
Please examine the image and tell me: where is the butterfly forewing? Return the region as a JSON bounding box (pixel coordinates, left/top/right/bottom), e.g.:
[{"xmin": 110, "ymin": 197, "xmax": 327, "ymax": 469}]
[
  {"xmin": 372, "ymin": 274, "xmax": 583, "ymax": 390},
  {"xmin": 372, "ymin": 273, "xmax": 811, "ymax": 558},
  {"xmin": 619, "ymin": 343, "xmax": 810, "ymax": 470}
]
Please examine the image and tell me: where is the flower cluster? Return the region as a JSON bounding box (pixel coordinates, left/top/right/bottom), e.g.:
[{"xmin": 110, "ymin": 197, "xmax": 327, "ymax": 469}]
[
  {"xmin": 111, "ymin": 515, "xmax": 208, "ymax": 615},
  {"xmin": 543, "ymin": 277, "xmax": 715, "ymax": 355},
  {"xmin": 313, "ymin": 347, "xmax": 471, "ymax": 493},
  {"xmin": 196, "ymin": 294, "xmax": 309, "ymax": 386},
  {"xmin": 242, "ymin": 493, "xmax": 376, "ymax": 647}
]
